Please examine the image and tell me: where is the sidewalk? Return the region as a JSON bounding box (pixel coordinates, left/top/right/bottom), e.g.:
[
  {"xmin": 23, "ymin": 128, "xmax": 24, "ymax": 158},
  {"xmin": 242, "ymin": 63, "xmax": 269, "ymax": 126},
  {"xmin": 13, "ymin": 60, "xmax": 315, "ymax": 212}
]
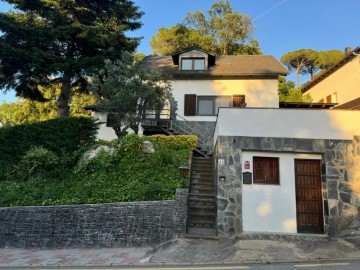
[
  {"xmin": 0, "ymin": 247, "xmax": 152, "ymax": 267},
  {"xmin": 1, "ymin": 234, "xmax": 360, "ymax": 268}
]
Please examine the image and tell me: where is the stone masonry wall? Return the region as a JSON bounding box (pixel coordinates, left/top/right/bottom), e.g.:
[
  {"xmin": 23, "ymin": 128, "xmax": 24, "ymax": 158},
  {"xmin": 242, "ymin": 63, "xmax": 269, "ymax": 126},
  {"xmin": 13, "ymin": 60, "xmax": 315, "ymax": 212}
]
[
  {"xmin": 0, "ymin": 189, "xmax": 188, "ymax": 249},
  {"xmin": 215, "ymin": 136, "xmax": 360, "ymax": 237}
]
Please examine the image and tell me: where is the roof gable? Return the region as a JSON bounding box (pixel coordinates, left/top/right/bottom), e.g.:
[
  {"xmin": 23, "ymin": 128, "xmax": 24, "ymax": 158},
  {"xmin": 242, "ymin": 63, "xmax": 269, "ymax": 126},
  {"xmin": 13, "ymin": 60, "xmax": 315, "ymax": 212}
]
[{"xmin": 171, "ymin": 47, "xmax": 216, "ymax": 65}]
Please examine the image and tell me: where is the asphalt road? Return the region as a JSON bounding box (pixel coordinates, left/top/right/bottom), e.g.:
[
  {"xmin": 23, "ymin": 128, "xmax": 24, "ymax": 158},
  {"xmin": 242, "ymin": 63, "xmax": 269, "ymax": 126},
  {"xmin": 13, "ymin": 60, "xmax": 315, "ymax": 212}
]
[{"xmin": 2, "ymin": 260, "xmax": 360, "ymax": 270}]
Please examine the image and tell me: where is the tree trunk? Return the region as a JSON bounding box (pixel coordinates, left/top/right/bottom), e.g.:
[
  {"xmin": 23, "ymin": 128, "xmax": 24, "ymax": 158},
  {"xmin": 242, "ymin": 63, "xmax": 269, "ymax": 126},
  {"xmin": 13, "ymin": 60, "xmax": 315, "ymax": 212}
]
[
  {"xmin": 57, "ymin": 69, "xmax": 72, "ymax": 117},
  {"xmin": 296, "ymin": 65, "xmax": 301, "ymax": 88}
]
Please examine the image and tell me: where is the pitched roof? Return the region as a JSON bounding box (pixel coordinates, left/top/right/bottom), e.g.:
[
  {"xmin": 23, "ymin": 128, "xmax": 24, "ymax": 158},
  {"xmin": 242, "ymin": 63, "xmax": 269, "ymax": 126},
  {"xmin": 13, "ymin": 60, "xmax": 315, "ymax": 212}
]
[
  {"xmin": 302, "ymin": 46, "xmax": 360, "ymax": 93},
  {"xmin": 141, "ymin": 55, "xmax": 289, "ymax": 77},
  {"xmin": 333, "ymin": 97, "xmax": 360, "ymax": 110}
]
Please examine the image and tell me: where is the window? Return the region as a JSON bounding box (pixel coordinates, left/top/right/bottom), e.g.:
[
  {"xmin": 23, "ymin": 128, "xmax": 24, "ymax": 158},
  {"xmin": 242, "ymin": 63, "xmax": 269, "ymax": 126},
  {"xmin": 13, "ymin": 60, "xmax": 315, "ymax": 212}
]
[
  {"xmin": 181, "ymin": 58, "xmax": 205, "ymax": 70},
  {"xmin": 253, "ymin": 157, "xmax": 280, "ymax": 184},
  {"xmin": 197, "ymin": 96, "xmax": 232, "ymax": 116},
  {"xmin": 106, "ymin": 113, "xmax": 117, "ymax": 127},
  {"xmin": 184, "ymin": 94, "xmax": 245, "ymax": 116}
]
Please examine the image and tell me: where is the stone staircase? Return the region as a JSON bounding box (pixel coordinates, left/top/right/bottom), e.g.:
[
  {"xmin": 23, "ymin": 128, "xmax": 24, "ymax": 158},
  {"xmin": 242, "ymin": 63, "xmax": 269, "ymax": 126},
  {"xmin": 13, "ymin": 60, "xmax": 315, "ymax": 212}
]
[{"xmin": 187, "ymin": 156, "xmax": 217, "ymax": 237}]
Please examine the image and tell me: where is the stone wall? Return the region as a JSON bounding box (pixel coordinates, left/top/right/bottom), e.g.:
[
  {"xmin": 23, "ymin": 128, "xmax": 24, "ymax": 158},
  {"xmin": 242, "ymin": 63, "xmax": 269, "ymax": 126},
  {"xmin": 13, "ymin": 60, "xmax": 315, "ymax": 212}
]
[
  {"xmin": 215, "ymin": 136, "xmax": 360, "ymax": 237},
  {"xmin": 0, "ymin": 189, "xmax": 188, "ymax": 249},
  {"xmin": 171, "ymin": 120, "xmax": 216, "ymax": 153}
]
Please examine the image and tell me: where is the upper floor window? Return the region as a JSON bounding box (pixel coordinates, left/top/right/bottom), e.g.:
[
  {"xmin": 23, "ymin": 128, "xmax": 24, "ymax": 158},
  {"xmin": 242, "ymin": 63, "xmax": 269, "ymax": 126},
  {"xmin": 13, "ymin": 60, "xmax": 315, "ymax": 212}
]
[
  {"xmin": 181, "ymin": 58, "xmax": 205, "ymax": 70},
  {"xmin": 197, "ymin": 96, "xmax": 232, "ymax": 116}
]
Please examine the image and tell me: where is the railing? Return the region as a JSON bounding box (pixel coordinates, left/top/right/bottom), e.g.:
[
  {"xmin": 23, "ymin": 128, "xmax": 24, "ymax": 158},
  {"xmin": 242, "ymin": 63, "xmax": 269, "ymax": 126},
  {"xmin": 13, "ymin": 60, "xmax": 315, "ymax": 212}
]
[{"xmin": 141, "ymin": 110, "xmax": 207, "ymax": 150}]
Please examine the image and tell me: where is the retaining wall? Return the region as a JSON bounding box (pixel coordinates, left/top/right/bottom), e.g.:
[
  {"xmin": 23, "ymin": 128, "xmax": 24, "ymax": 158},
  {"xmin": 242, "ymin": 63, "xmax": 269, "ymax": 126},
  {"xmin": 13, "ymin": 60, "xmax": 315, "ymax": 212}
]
[{"xmin": 0, "ymin": 189, "xmax": 187, "ymax": 248}]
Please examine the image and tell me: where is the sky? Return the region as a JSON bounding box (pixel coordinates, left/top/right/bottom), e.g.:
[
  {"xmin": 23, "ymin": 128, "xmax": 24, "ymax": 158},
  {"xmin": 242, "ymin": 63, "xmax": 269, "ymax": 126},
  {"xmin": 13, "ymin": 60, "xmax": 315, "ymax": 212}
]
[{"xmin": 1, "ymin": 0, "xmax": 360, "ymax": 103}]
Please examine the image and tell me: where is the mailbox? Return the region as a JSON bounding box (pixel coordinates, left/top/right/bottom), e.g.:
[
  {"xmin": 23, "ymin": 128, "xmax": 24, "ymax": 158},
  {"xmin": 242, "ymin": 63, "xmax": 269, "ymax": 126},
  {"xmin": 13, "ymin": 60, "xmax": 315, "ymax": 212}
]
[{"xmin": 242, "ymin": 172, "xmax": 252, "ymax": 185}]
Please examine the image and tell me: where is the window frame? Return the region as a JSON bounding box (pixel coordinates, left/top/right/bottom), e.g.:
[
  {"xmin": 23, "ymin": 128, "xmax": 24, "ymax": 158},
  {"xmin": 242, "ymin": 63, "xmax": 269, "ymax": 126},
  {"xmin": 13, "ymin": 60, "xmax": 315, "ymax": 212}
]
[
  {"xmin": 253, "ymin": 156, "xmax": 280, "ymax": 185},
  {"xmin": 181, "ymin": 58, "xmax": 206, "ymax": 71},
  {"xmin": 197, "ymin": 96, "xmax": 232, "ymax": 116}
]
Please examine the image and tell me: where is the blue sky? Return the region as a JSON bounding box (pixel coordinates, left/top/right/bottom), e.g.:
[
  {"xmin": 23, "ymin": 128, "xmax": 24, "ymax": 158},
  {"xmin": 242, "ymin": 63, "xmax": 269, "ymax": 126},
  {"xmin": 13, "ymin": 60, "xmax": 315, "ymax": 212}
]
[{"xmin": 1, "ymin": 0, "xmax": 360, "ymax": 103}]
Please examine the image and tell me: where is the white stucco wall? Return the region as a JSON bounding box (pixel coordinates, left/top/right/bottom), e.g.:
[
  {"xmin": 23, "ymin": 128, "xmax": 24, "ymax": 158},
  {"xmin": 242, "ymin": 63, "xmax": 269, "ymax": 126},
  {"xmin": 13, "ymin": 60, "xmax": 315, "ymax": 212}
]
[
  {"xmin": 242, "ymin": 151, "xmax": 321, "ymax": 233},
  {"xmin": 172, "ymin": 79, "xmax": 279, "ymax": 121},
  {"xmin": 215, "ymin": 108, "xmax": 360, "ymax": 145},
  {"xmin": 305, "ymin": 55, "xmax": 360, "ymax": 104},
  {"xmin": 92, "ymin": 112, "xmax": 118, "ymax": 141}
]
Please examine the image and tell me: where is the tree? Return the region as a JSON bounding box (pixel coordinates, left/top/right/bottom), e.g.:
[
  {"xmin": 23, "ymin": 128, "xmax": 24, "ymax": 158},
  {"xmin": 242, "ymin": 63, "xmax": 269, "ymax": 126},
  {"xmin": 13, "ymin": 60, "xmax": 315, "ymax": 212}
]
[
  {"xmin": 279, "ymin": 88, "xmax": 312, "ymax": 103},
  {"xmin": 150, "ymin": 0, "xmax": 261, "ymax": 56},
  {"xmin": 281, "ymin": 49, "xmax": 345, "ymax": 88},
  {"xmin": 150, "ymin": 25, "xmax": 216, "ymax": 55},
  {"xmin": 278, "ymin": 76, "xmax": 295, "ymax": 97},
  {"xmin": 280, "ymin": 49, "xmax": 317, "ymax": 88},
  {"xmin": 91, "ymin": 52, "xmax": 171, "ymax": 137},
  {"xmin": 316, "ymin": 50, "xmax": 344, "ymax": 70},
  {"xmin": 0, "ymin": 0, "xmax": 142, "ymax": 117},
  {"xmin": 0, "ymin": 86, "xmax": 97, "ymax": 127}
]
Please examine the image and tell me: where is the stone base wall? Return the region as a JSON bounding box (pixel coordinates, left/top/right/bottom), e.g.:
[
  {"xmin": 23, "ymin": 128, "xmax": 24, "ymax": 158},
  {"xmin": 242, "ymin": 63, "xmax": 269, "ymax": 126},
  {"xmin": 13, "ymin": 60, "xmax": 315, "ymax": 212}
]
[
  {"xmin": 215, "ymin": 136, "xmax": 360, "ymax": 237},
  {"xmin": 171, "ymin": 120, "xmax": 216, "ymax": 153},
  {"xmin": 0, "ymin": 189, "xmax": 188, "ymax": 249}
]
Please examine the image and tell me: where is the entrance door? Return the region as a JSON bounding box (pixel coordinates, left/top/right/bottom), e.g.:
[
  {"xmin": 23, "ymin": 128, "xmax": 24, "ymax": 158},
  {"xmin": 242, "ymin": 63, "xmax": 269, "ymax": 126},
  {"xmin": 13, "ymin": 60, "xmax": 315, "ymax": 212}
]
[{"xmin": 295, "ymin": 159, "xmax": 324, "ymax": 234}]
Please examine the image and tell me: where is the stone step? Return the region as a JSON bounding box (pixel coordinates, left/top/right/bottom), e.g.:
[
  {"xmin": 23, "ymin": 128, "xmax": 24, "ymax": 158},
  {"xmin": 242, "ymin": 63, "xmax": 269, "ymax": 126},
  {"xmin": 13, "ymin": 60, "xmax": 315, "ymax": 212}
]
[
  {"xmin": 191, "ymin": 180, "xmax": 214, "ymax": 186},
  {"xmin": 187, "ymin": 220, "xmax": 216, "ymax": 228},
  {"xmin": 188, "ymin": 211, "xmax": 216, "ymax": 218},
  {"xmin": 188, "ymin": 204, "xmax": 215, "ymax": 210},
  {"xmin": 188, "ymin": 193, "xmax": 215, "ymax": 200},
  {"xmin": 186, "ymin": 227, "xmax": 218, "ymax": 238}
]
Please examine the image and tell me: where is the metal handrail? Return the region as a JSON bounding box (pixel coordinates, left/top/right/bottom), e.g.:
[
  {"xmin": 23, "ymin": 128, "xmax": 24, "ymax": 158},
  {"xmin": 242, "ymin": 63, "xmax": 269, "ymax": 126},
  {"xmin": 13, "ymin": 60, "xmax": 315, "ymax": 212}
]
[{"xmin": 142, "ymin": 110, "xmax": 207, "ymax": 149}]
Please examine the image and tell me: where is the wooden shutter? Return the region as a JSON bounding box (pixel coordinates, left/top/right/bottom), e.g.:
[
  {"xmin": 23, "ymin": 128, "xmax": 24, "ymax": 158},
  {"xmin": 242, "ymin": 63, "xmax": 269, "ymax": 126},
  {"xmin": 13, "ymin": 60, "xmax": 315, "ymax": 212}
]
[
  {"xmin": 184, "ymin": 94, "xmax": 196, "ymax": 116},
  {"xmin": 253, "ymin": 157, "xmax": 279, "ymax": 184},
  {"xmin": 326, "ymin": 95, "xmax": 332, "ymax": 103},
  {"xmin": 233, "ymin": 95, "xmax": 246, "ymax": 107}
]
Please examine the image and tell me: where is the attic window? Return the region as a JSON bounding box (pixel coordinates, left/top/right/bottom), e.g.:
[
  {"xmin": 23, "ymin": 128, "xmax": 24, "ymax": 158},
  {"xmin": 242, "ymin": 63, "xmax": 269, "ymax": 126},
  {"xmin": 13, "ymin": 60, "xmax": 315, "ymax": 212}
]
[{"xmin": 181, "ymin": 58, "xmax": 205, "ymax": 70}]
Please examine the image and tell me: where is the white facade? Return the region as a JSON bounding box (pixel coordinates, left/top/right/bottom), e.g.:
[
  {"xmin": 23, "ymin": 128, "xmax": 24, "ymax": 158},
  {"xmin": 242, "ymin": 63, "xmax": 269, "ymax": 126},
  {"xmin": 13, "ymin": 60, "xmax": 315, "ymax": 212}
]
[
  {"xmin": 242, "ymin": 151, "xmax": 321, "ymax": 233},
  {"xmin": 92, "ymin": 111, "xmax": 118, "ymax": 141},
  {"xmin": 214, "ymin": 108, "xmax": 360, "ymax": 145},
  {"xmin": 173, "ymin": 79, "xmax": 279, "ymax": 121}
]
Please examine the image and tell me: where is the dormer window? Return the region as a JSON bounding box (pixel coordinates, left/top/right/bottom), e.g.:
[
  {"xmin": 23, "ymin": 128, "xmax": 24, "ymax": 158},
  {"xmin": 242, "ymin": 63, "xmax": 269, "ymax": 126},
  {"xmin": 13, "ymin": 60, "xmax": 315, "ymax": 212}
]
[
  {"xmin": 172, "ymin": 47, "xmax": 215, "ymax": 71},
  {"xmin": 181, "ymin": 58, "xmax": 206, "ymax": 70}
]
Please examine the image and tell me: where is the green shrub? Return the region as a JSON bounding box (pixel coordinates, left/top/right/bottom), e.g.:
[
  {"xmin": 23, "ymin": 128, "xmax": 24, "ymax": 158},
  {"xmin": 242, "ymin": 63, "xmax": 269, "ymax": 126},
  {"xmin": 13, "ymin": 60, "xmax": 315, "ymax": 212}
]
[
  {"xmin": 0, "ymin": 134, "xmax": 193, "ymax": 206},
  {"xmin": 8, "ymin": 146, "xmax": 59, "ymax": 180},
  {"xmin": 149, "ymin": 134, "xmax": 197, "ymax": 150},
  {"xmin": 0, "ymin": 117, "xmax": 99, "ymax": 178}
]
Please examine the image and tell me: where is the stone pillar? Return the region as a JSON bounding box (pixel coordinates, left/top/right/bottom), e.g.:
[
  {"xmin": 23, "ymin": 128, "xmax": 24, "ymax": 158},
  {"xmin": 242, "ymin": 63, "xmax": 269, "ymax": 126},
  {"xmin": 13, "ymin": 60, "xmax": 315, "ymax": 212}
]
[
  {"xmin": 174, "ymin": 188, "xmax": 188, "ymax": 235},
  {"xmin": 326, "ymin": 136, "xmax": 360, "ymax": 237},
  {"xmin": 215, "ymin": 136, "xmax": 243, "ymax": 236}
]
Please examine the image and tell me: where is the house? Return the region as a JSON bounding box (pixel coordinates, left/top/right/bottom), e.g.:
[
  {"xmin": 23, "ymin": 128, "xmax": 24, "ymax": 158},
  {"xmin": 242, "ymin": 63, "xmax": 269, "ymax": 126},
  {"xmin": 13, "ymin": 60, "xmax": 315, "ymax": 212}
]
[
  {"xmin": 88, "ymin": 47, "xmax": 360, "ymax": 238},
  {"xmin": 89, "ymin": 47, "xmax": 289, "ymax": 151},
  {"xmin": 302, "ymin": 46, "xmax": 360, "ymax": 109}
]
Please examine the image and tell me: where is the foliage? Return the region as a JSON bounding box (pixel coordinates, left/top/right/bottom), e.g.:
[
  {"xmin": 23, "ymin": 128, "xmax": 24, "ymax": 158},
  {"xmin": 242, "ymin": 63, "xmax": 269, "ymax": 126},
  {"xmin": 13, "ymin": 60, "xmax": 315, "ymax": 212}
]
[
  {"xmin": 8, "ymin": 146, "xmax": 60, "ymax": 181},
  {"xmin": 0, "ymin": 117, "xmax": 98, "ymax": 179},
  {"xmin": 279, "ymin": 88, "xmax": 313, "ymax": 103},
  {"xmin": 280, "ymin": 49, "xmax": 344, "ymax": 87},
  {"xmin": 0, "ymin": 86, "xmax": 97, "ymax": 127},
  {"xmin": 91, "ymin": 52, "xmax": 171, "ymax": 137},
  {"xmin": 278, "ymin": 76, "xmax": 295, "ymax": 97},
  {"xmin": 150, "ymin": 135, "xmax": 197, "ymax": 150},
  {"xmin": 280, "ymin": 49, "xmax": 317, "ymax": 88},
  {"xmin": 316, "ymin": 50, "xmax": 344, "ymax": 70},
  {"xmin": 0, "ymin": 134, "xmax": 195, "ymax": 206},
  {"xmin": 150, "ymin": 0, "xmax": 261, "ymax": 55},
  {"xmin": 0, "ymin": 0, "xmax": 142, "ymax": 117}
]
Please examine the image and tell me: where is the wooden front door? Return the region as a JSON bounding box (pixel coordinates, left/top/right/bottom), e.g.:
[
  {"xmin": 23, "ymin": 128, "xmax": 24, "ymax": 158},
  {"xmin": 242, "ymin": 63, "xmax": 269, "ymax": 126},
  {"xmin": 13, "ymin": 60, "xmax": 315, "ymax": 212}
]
[{"xmin": 295, "ymin": 159, "xmax": 324, "ymax": 234}]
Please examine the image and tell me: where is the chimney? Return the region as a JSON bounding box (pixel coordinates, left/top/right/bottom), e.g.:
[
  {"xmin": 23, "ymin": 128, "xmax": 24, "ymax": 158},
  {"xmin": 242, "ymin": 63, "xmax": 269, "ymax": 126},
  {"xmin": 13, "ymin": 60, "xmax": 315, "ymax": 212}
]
[{"xmin": 345, "ymin": 47, "xmax": 352, "ymax": 55}]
